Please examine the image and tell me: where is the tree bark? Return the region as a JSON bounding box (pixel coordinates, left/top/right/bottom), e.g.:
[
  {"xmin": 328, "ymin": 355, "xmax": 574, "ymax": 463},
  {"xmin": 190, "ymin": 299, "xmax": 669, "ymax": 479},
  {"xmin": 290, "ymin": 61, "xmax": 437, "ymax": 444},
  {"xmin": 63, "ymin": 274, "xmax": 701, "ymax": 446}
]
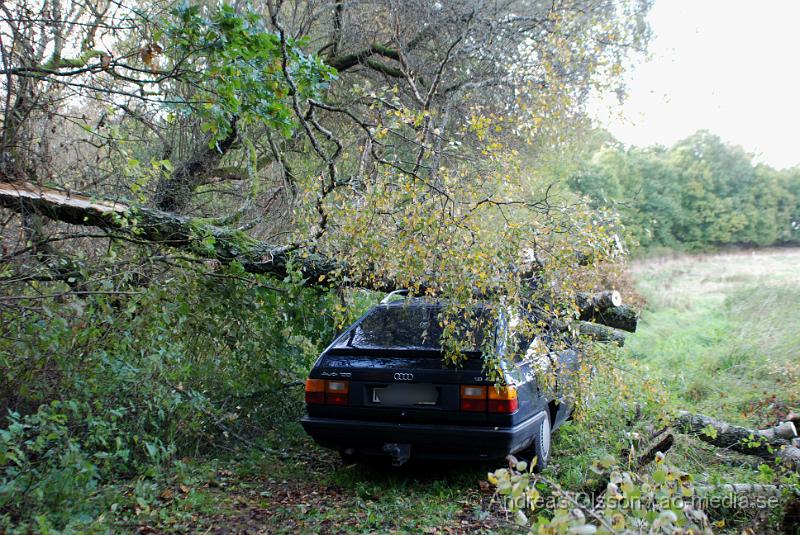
[
  {"xmin": 0, "ymin": 180, "xmax": 377, "ymax": 289},
  {"xmin": 637, "ymin": 433, "xmax": 674, "ymax": 467},
  {"xmin": 577, "ymin": 290, "xmax": 622, "ymax": 310},
  {"xmin": 153, "ymin": 120, "xmax": 238, "ymax": 213},
  {"xmin": 761, "ymin": 421, "xmax": 799, "ymax": 441},
  {"xmin": 576, "ymin": 291, "xmax": 638, "ymax": 332},
  {"xmin": 676, "ymin": 411, "xmax": 800, "ymax": 471},
  {"xmin": 575, "ymin": 321, "xmax": 626, "ymax": 346},
  {"xmin": 579, "ymin": 303, "xmax": 638, "ymax": 333},
  {"xmin": 327, "ymin": 44, "xmax": 403, "ymax": 77},
  {"xmin": 0, "ymin": 181, "xmax": 649, "ymax": 325}
]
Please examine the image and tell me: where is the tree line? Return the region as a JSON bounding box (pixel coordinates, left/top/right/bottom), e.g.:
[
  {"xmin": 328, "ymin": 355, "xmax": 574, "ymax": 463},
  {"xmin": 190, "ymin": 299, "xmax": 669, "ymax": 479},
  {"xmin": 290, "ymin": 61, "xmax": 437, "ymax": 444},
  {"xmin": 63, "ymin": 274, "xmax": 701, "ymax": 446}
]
[{"xmin": 570, "ymin": 130, "xmax": 800, "ymax": 251}]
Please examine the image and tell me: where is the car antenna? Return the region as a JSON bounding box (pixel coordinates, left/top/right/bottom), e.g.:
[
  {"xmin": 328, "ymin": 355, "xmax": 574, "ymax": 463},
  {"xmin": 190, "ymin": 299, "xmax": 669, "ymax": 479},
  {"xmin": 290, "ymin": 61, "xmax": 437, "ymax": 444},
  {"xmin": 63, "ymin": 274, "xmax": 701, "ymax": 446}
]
[{"xmin": 380, "ymin": 288, "xmax": 409, "ymax": 304}]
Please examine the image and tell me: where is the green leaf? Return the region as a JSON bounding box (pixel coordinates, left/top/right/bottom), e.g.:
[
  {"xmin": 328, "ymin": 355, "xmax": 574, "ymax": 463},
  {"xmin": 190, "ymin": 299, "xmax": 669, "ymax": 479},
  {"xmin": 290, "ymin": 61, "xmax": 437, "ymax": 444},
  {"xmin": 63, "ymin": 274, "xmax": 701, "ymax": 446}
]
[{"xmin": 652, "ymin": 469, "xmax": 666, "ymax": 484}]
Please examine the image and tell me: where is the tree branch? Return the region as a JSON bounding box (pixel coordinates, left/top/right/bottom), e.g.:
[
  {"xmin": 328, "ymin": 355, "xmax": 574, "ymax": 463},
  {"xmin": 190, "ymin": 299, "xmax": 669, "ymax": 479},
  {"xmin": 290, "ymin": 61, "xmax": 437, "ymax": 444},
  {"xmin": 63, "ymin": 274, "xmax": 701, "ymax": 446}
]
[
  {"xmin": 327, "ymin": 43, "xmax": 402, "ymax": 77},
  {"xmin": 0, "ymin": 180, "xmax": 398, "ymax": 292}
]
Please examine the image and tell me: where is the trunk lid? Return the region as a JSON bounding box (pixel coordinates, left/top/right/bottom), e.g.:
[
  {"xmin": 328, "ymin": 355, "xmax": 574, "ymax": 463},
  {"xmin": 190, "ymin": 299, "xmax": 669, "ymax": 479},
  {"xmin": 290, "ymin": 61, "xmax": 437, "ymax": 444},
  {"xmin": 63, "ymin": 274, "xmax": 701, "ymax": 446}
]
[{"xmin": 312, "ymin": 350, "xmax": 490, "ymax": 423}]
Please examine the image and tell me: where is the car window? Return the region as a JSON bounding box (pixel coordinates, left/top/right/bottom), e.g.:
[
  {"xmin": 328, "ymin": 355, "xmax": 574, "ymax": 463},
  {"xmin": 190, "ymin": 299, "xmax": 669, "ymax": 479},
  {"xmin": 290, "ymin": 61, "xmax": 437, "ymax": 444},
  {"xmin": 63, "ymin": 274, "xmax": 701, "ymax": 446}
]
[{"xmin": 342, "ymin": 305, "xmax": 494, "ymax": 351}]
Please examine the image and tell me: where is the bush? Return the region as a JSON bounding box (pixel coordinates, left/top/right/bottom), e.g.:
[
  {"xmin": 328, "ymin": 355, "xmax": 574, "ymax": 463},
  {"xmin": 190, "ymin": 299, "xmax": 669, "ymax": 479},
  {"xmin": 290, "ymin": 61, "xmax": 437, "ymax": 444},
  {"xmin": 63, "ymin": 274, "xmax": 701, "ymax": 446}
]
[
  {"xmin": 0, "ymin": 267, "xmax": 355, "ymax": 530},
  {"xmin": 0, "ymin": 402, "xmax": 108, "ymax": 531},
  {"xmin": 489, "ymin": 452, "xmax": 713, "ymax": 533}
]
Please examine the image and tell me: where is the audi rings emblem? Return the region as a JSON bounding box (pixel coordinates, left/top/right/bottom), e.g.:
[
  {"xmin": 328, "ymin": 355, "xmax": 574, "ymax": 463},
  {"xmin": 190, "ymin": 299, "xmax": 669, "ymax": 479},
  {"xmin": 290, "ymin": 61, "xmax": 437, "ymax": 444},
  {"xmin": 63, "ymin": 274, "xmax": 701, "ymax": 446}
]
[{"xmin": 393, "ymin": 372, "xmax": 414, "ymax": 381}]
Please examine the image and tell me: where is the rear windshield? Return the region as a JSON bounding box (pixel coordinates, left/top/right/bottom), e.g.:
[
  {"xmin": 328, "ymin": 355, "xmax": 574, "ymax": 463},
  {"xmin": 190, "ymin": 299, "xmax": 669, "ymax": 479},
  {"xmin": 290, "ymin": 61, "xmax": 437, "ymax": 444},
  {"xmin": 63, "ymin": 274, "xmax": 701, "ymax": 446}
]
[{"xmin": 339, "ymin": 305, "xmax": 494, "ymax": 351}]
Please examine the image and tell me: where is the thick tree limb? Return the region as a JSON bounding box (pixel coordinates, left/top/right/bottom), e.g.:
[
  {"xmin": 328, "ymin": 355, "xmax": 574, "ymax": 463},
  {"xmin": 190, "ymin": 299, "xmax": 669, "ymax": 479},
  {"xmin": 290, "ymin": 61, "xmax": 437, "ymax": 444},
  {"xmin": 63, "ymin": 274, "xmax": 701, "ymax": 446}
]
[
  {"xmin": 153, "ymin": 120, "xmax": 239, "ymax": 213},
  {"xmin": 576, "ymin": 321, "xmax": 626, "ymax": 346},
  {"xmin": 761, "ymin": 421, "xmax": 799, "ymax": 441},
  {"xmin": 587, "ymin": 305, "xmax": 638, "ymax": 333},
  {"xmin": 576, "ymin": 291, "xmax": 638, "ymax": 333},
  {"xmin": 676, "ymin": 411, "xmax": 800, "ymax": 471},
  {"xmin": 636, "ymin": 433, "xmax": 674, "ymax": 468},
  {"xmin": 326, "ymin": 44, "xmax": 403, "ymax": 77},
  {"xmin": 0, "ymin": 181, "xmax": 378, "ymax": 289},
  {"xmin": 577, "ymin": 290, "xmax": 622, "ymax": 310},
  {"xmin": 0, "ymin": 182, "xmax": 645, "ymax": 317}
]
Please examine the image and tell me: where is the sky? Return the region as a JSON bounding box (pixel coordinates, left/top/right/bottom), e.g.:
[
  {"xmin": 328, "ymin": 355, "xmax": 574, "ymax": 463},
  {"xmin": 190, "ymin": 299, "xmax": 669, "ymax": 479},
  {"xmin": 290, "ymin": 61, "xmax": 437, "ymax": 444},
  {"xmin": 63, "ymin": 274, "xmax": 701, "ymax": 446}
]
[{"xmin": 590, "ymin": 0, "xmax": 800, "ymax": 169}]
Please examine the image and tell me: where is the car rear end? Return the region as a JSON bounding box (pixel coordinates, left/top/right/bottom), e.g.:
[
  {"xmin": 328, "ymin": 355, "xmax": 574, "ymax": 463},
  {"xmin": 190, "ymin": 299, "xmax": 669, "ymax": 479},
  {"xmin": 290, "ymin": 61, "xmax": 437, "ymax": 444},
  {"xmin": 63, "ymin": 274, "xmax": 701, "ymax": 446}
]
[{"xmin": 300, "ymin": 301, "xmax": 547, "ymax": 464}]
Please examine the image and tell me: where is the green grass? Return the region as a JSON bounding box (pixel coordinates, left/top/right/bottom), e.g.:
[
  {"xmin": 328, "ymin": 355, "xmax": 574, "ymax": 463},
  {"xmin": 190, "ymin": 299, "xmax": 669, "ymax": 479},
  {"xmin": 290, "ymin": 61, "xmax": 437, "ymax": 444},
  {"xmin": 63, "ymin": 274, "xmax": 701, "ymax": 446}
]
[
  {"xmin": 627, "ymin": 248, "xmax": 800, "ymax": 426},
  {"xmin": 619, "ymin": 247, "xmax": 800, "ymax": 526}
]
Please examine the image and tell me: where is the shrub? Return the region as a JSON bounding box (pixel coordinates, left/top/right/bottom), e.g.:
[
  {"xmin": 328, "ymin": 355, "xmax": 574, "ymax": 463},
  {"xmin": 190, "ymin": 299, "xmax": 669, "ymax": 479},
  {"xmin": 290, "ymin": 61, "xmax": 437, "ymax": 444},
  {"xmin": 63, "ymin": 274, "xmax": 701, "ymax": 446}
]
[{"xmin": 0, "ymin": 267, "xmax": 352, "ymax": 530}]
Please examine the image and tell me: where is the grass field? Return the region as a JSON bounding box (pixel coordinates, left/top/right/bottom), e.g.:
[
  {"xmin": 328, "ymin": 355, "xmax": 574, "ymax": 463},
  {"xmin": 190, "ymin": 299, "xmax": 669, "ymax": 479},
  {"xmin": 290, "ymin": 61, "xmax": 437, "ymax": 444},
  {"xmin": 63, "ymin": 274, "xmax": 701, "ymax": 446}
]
[
  {"xmin": 621, "ymin": 248, "xmax": 800, "ymax": 532},
  {"xmin": 119, "ymin": 249, "xmax": 800, "ymax": 533},
  {"xmin": 627, "ymin": 248, "xmax": 800, "ymax": 426}
]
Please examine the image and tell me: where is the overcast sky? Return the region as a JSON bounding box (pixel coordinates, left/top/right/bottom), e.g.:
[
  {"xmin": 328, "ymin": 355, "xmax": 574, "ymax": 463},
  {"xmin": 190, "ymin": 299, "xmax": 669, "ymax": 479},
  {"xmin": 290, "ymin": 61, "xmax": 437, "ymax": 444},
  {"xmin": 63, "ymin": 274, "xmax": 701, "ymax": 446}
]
[{"xmin": 590, "ymin": 0, "xmax": 800, "ymax": 169}]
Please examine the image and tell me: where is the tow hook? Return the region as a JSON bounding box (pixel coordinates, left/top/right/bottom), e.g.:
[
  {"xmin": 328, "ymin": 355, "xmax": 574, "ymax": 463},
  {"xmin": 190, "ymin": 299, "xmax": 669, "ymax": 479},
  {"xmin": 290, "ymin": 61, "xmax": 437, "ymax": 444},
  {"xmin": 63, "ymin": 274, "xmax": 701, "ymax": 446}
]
[{"xmin": 383, "ymin": 443, "xmax": 411, "ymax": 466}]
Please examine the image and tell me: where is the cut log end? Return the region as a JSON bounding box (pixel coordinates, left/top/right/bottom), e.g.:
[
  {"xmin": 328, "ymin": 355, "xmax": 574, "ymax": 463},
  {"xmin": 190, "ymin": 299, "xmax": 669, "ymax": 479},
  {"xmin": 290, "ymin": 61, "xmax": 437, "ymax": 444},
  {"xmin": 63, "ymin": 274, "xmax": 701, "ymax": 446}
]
[
  {"xmin": 761, "ymin": 421, "xmax": 798, "ymax": 441},
  {"xmin": 676, "ymin": 411, "xmax": 800, "ymax": 472},
  {"xmin": 593, "ymin": 290, "xmax": 622, "ymax": 309},
  {"xmin": 576, "ymin": 290, "xmax": 638, "ymax": 332}
]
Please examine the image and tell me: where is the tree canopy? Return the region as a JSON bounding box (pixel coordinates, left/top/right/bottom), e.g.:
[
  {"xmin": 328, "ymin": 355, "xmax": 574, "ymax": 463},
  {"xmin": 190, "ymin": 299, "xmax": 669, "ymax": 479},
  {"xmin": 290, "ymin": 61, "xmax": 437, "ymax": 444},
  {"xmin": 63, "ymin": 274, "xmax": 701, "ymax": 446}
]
[
  {"xmin": 1, "ymin": 0, "xmax": 653, "ymax": 343},
  {"xmin": 571, "ymin": 130, "xmax": 800, "ymax": 251}
]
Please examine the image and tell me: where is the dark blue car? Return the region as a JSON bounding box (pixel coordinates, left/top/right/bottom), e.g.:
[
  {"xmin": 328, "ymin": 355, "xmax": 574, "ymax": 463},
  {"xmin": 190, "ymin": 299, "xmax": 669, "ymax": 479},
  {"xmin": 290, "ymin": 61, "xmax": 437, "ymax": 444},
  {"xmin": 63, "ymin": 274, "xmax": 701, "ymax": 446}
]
[{"xmin": 301, "ymin": 295, "xmax": 575, "ymax": 468}]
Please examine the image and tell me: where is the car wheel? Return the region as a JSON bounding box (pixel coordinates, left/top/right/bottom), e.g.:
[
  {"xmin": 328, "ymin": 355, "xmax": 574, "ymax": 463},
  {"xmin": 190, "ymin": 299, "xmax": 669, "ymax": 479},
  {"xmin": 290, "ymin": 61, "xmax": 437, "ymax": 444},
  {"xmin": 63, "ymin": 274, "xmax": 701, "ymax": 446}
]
[{"xmin": 532, "ymin": 413, "xmax": 551, "ymax": 473}]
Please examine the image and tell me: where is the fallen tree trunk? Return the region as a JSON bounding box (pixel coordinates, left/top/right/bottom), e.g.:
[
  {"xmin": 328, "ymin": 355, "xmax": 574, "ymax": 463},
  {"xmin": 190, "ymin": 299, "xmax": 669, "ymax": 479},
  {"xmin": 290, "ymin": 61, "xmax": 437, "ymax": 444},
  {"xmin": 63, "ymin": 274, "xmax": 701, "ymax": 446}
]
[
  {"xmin": 586, "ymin": 305, "xmax": 638, "ymax": 333},
  {"xmin": 577, "ymin": 291, "xmax": 622, "ymax": 311},
  {"xmin": 0, "ymin": 181, "xmax": 645, "ymax": 333},
  {"xmin": 0, "ymin": 181, "xmax": 379, "ymax": 290},
  {"xmin": 636, "ymin": 432, "xmax": 675, "ymax": 468},
  {"xmin": 787, "ymin": 411, "xmax": 800, "ymax": 427},
  {"xmin": 575, "ymin": 291, "xmax": 638, "ymax": 332},
  {"xmin": 760, "ymin": 421, "xmax": 799, "ymax": 441},
  {"xmin": 779, "ymin": 446, "xmax": 800, "ymax": 470},
  {"xmin": 676, "ymin": 411, "xmax": 800, "ymax": 471},
  {"xmin": 575, "ymin": 321, "xmax": 626, "ymax": 346}
]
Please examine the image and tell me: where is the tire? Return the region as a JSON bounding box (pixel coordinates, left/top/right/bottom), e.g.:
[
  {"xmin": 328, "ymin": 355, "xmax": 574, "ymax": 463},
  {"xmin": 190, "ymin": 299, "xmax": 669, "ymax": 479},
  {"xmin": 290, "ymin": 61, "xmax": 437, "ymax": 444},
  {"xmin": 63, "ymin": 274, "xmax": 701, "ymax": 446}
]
[{"xmin": 531, "ymin": 412, "xmax": 552, "ymax": 473}]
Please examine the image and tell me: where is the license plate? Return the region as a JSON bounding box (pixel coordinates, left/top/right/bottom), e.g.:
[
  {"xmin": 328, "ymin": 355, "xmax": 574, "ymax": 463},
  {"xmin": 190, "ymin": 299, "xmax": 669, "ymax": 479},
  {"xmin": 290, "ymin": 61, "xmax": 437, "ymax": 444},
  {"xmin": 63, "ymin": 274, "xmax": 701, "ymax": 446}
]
[{"xmin": 371, "ymin": 384, "xmax": 439, "ymax": 406}]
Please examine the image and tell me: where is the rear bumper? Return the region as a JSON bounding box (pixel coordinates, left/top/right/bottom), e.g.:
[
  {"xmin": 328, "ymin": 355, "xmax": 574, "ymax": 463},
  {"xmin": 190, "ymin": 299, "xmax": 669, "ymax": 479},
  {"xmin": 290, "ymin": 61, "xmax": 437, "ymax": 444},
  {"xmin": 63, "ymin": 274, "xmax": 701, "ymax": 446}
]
[{"xmin": 301, "ymin": 411, "xmax": 545, "ymax": 461}]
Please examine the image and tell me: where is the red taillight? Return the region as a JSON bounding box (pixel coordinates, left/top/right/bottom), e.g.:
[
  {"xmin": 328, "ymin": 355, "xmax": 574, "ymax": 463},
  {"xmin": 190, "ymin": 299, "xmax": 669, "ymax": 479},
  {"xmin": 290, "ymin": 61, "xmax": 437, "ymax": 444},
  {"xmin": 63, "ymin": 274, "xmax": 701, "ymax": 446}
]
[
  {"xmin": 488, "ymin": 398, "xmax": 519, "ymax": 413},
  {"xmin": 305, "ymin": 379, "xmax": 326, "ymax": 404},
  {"xmin": 460, "ymin": 385, "xmax": 487, "ymax": 412},
  {"xmin": 325, "ymin": 380, "xmax": 349, "ymax": 406},
  {"xmin": 488, "ymin": 386, "xmax": 518, "ymax": 414},
  {"xmin": 460, "ymin": 384, "xmax": 518, "ymax": 414},
  {"xmin": 305, "ymin": 379, "xmax": 349, "ymax": 406},
  {"xmin": 460, "ymin": 398, "xmax": 487, "ymax": 411}
]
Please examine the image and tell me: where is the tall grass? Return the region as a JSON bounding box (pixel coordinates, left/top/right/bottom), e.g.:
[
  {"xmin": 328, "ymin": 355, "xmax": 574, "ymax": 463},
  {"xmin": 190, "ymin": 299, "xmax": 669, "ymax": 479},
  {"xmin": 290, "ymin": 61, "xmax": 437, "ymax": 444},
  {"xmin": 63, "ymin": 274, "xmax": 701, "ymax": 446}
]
[{"xmin": 626, "ymin": 248, "xmax": 800, "ymax": 426}]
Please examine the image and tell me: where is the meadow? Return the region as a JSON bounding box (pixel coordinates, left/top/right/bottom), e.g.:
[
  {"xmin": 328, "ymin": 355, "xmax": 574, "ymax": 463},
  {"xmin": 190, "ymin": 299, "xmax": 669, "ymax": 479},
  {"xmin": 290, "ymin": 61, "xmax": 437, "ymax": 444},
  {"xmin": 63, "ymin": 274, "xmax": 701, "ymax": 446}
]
[{"xmin": 627, "ymin": 248, "xmax": 800, "ymax": 426}]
